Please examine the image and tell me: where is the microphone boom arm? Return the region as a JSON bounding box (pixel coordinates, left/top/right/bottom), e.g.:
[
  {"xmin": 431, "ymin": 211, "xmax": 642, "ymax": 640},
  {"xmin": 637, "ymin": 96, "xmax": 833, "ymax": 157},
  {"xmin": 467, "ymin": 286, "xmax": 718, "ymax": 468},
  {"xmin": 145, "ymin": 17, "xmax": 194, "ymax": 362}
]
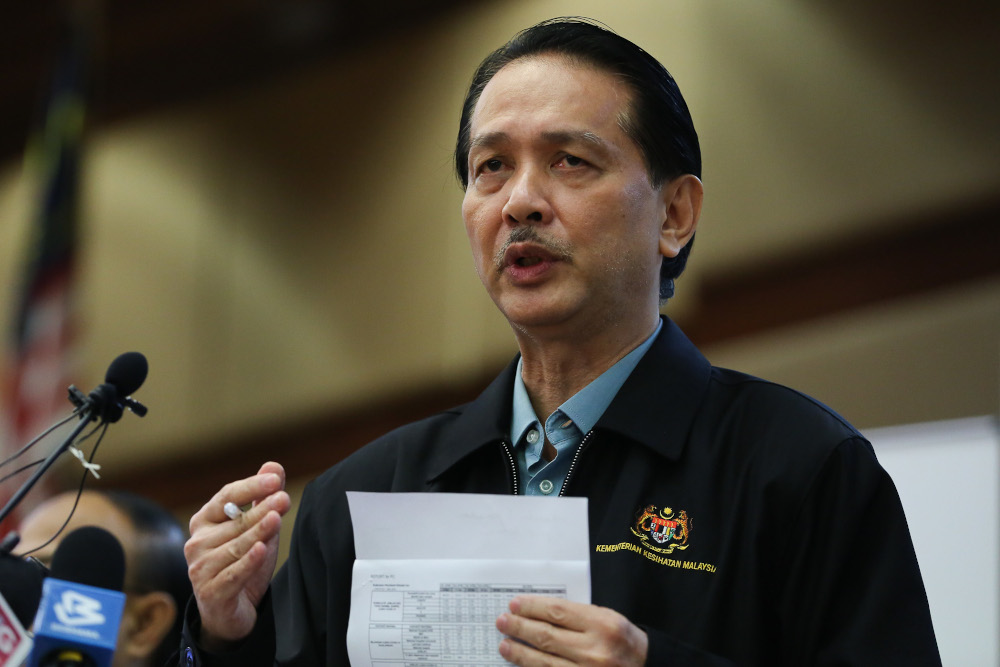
[
  {"xmin": 0, "ymin": 352, "xmax": 149, "ymax": 527},
  {"xmin": 0, "ymin": 404, "xmax": 96, "ymax": 525}
]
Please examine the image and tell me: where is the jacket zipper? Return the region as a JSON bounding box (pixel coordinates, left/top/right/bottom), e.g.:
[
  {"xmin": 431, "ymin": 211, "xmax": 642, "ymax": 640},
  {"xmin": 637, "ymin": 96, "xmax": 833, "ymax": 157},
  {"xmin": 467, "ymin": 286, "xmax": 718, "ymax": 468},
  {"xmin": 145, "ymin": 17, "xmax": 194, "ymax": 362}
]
[
  {"xmin": 502, "ymin": 431, "xmax": 594, "ymax": 497},
  {"xmin": 500, "ymin": 440, "xmax": 519, "ymax": 495},
  {"xmin": 559, "ymin": 430, "xmax": 595, "ymax": 496}
]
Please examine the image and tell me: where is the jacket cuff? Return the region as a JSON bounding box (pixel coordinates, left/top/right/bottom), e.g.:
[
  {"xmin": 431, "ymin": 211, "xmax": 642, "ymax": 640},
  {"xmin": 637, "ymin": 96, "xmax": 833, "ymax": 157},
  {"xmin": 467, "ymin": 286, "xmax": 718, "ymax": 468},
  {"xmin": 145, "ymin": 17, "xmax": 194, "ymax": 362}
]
[
  {"xmin": 177, "ymin": 590, "xmax": 276, "ymax": 667},
  {"xmin": 642, "ymin": 625, "xmax": 737, "ymax": 667}
]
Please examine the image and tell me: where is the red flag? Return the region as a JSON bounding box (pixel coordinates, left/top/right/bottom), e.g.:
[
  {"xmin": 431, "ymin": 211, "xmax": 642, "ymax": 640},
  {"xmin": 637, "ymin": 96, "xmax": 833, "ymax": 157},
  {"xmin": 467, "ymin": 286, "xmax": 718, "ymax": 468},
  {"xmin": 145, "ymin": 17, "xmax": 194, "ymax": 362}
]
[{"xmin": 0, "ymin": 6, "xmax": 93, "ymax": 529}]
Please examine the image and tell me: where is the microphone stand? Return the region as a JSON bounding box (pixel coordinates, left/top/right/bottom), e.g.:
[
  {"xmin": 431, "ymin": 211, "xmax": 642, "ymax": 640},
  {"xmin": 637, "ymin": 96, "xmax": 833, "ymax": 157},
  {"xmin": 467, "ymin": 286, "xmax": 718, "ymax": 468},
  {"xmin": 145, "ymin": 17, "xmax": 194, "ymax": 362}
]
[
  {"xmin": 0, "ymin": 385, "xmax": 147, "ymax": 526},
  {"xmin": 0, "ymin": 404, "xmax": 95, "ymax": 525}
]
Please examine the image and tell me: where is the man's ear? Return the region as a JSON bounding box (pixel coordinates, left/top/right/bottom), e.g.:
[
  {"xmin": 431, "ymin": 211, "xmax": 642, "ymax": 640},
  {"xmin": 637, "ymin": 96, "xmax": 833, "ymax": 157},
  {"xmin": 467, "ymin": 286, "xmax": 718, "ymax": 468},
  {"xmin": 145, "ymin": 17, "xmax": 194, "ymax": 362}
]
[
  {"xmin": 659, "ymin": 174, "xmax": 703, "ymax": 259},
  {"xmin": 118, "ymin": 591, "xmax": 177, "ymax": 660}
]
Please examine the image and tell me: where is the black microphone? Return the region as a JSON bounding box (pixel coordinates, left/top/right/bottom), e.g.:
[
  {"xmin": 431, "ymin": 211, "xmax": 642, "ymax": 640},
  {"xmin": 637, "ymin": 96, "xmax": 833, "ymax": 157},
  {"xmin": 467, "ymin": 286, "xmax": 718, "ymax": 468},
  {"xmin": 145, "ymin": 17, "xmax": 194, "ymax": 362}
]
[
  {"xmin": 29, "ymin": 526, "xmax": 127, "ymax": 667},
  {"xmin": 0, "ymin": 535, "xmax": 47, "ymax": 628},
  {"xmin": 0, "ymin": 352, "xmax": 150, "ymax": 526},
  {"xmin": 0, "ymin": 534, "xmax": 47, "ymax": 665},
  {"xmin": 103, "ymin": 352, "xmax": 147, "ymax": 398},
  {"xmin": 69, "ymin": 352, "xmax": 149, "ymax": 423}
]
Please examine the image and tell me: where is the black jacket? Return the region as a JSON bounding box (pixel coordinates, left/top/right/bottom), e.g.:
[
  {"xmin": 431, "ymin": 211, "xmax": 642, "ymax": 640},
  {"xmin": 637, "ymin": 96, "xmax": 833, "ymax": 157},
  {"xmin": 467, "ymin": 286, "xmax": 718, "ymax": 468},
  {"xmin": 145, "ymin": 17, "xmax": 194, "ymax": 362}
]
[{"xmin": 182, "ymin": 318, "xmax": 940, "ymax": 666}]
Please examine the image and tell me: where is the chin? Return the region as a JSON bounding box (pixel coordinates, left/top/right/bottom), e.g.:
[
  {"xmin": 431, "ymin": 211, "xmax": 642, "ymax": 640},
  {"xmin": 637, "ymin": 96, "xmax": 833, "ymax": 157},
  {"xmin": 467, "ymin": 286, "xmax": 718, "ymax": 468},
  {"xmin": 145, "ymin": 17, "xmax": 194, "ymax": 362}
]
[
  {"xmin": 499, "ymin": 301, "xmax": 579, "ymax": 332},
  {"xmin": 492, "ymin": 281, "xmax": 595, "ymax": 326}
]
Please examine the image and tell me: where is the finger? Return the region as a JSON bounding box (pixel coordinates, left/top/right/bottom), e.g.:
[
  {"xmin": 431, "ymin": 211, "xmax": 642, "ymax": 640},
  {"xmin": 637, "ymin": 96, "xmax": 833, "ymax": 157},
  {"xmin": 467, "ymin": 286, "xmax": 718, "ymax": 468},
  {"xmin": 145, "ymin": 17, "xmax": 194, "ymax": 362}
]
[
  {"xmin": 194, "ymin": 543, "xmax": 268, "ymax": 639},
  {"xmin": 497, "ymin": 630, "xmax": 575, "ymax": 667},
  {"xmin": 231, "ymin": 488, "xmax": 291, "ymax": 531},
  {"xmin": 218, "ymin": 502, "xmax": 285, "ymax": 557},
  {"xmin": 256, "ymin": 461, "xmax": 286, "ymax": 492},
  {"xmin": 251, "ymin": 462, "xmax": 286, "ymax": 511},
  {"xmin": 198, "ymin": 530, "xmax": 269, "ymax": 598},
  {"xmin": 497, "ymin": 609, "xmax": 578, "ymax": 661},
  {"xmin": 190, "ymin": 490, "xmax": 289, "ymax": 554},
  {"xmin": 509, "ymin": 595, "xmax": 593, "ymax": 631},
  {"xmin": 211, "ymin": 471, "xmax": 285, "ymax": 519},
  {"xmin": 505, "ymin": 597, "xmax": 649, "ymax": 666},
  {"xmin": 191, "ymin": 470, "xmax": 286, "ymax": 530},
  {"xmin": 186, "ymin": 508, "xmax": 282, "ymax": 589}
]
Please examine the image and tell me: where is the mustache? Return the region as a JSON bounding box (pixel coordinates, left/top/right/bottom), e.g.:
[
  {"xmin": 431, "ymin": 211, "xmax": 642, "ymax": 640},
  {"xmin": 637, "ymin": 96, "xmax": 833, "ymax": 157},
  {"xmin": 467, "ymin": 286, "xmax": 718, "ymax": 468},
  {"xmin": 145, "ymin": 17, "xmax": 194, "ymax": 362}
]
[{"xmin": 493, "ymin": 226, "xmax": 573, "ymax": 271}]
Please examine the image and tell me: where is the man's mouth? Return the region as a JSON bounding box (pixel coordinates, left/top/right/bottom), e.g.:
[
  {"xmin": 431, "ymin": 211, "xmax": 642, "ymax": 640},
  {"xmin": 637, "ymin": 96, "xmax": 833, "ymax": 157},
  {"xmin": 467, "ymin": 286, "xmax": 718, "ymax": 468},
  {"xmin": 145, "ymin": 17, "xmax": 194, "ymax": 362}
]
[
  {"xmin": 502, "ymin": 245, "xmax": 559, "ymax": 271},
  {"xmin": 493, "ymin": 228, "xmax": 572, "ymax": 274}
]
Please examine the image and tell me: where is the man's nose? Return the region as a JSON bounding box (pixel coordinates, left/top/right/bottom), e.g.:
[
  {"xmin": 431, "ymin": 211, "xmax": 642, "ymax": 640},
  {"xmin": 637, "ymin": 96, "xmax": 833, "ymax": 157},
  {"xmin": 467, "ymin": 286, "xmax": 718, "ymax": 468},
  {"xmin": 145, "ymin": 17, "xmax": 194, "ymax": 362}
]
[{"xmin": 501, "ymin": 168, "xmax": 552, "ymax": 226}]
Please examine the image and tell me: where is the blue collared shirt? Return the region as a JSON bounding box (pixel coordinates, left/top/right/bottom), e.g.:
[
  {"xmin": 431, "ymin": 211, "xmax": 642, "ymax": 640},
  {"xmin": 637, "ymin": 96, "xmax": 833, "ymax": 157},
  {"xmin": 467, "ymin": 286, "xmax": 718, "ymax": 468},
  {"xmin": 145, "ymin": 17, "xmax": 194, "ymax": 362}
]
[{"xmin": 510, "ymin": 320, "xmax": 662, "ymax": 496}]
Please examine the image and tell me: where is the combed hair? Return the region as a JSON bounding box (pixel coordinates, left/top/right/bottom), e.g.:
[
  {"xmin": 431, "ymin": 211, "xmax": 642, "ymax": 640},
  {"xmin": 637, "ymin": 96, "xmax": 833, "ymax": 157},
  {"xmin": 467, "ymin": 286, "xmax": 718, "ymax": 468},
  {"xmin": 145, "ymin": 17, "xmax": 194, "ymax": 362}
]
[
  {"xmin": 106, "ymin": 491, "xmax": 191, "ymax": 666},
  {"xmin": 455, "ymin": 17, "xmax": 702, "ymax": 300}
]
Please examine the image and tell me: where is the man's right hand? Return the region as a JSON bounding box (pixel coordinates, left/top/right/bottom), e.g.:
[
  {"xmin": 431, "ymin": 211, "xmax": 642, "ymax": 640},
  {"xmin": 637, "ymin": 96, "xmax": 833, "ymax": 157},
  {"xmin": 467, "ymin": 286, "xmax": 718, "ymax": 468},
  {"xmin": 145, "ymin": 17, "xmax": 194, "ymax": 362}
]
[{"xmin": 184, "ymin": 461, "xmax": 291, "ymax": 650}]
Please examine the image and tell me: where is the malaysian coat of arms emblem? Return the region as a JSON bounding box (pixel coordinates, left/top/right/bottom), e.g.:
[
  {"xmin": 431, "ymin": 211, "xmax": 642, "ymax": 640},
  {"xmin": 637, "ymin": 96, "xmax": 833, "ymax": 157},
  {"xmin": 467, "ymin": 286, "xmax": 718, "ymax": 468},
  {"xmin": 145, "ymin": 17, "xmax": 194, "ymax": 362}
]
[{"xmin": 631, "ymin": 504, "xmax": 692, "ymax": 554}]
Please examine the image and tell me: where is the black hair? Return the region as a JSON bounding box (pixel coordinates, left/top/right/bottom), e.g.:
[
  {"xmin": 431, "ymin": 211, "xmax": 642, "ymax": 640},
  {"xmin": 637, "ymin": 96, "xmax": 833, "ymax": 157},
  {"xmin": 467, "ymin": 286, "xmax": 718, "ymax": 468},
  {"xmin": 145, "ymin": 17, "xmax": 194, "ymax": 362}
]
[
  {"xmin": 455, "ymin": 17, "xmax": 702, "ymax": 301},
  {"xmin": 105, "ymin": 490, "xmax": 191, "ymax": 666}
]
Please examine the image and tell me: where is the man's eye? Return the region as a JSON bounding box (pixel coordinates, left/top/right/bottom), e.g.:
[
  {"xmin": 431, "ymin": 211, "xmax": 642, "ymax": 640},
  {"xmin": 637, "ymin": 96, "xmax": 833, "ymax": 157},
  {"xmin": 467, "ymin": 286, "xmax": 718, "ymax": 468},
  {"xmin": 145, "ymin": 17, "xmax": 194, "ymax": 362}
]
[
  {"xmin": 558, "ymin": 154, "xmax": 586, "ymax": 168},
  {"xmin": 481, "ymin": 158, "xmax": 504, "ymax": 173}
]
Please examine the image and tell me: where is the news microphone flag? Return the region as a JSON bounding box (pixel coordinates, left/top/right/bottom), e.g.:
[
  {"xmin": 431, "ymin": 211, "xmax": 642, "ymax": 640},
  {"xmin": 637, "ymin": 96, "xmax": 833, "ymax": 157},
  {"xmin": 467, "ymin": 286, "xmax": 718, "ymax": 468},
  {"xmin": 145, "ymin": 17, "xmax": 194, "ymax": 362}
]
[
  {"xmin": 29, "ymin": 578, "xmax": 124, "ymax": 667},
  {"xmin": 28, "ymin": 526, "xmax": 126, "ymax": 667},
  {"xmin": 0, "ymin": 590, "xmax": 32, "ymax": 667}
]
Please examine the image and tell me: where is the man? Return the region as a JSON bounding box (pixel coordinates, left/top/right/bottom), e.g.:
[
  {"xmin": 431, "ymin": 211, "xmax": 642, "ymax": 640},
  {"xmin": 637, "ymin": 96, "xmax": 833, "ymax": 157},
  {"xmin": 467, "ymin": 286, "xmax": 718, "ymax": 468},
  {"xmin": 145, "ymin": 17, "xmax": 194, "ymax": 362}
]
[
  {"xmin": 17, "ymin": 490, "xmax": 192, "ymax": 667},
  {"xmin": 181, "ymin": 18, "xmax": 940, "ymax": 665}
]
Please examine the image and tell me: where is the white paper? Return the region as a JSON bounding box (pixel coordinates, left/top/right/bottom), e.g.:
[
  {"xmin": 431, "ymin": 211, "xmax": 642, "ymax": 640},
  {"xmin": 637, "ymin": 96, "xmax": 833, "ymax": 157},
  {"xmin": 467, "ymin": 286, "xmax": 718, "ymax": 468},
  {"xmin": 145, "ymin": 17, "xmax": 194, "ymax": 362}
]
[{"xmin": 346, "ymin": 492, "xmax": 590, "ymax": 666}]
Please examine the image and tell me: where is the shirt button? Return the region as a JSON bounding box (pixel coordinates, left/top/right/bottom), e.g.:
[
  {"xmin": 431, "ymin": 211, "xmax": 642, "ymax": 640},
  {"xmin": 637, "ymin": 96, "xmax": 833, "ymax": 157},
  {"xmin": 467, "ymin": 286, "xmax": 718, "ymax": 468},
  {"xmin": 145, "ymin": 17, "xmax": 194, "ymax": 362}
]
[
  {"xmin": 526, "ymin": 429, "xmax": 539, "ymax": 444},
  {"xmin": 539, "ymin": 479, "xmax": 555, "ymax": 494}
]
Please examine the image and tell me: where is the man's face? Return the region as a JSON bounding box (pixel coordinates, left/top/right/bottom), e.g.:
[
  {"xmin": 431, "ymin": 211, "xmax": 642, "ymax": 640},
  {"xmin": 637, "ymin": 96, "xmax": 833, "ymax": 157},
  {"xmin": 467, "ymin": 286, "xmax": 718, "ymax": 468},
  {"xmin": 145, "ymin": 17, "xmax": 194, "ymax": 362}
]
[
  {"xmin": 462, "ymin": 55, "xmax": 667, "ymax": 337},
  {"xmin": 17, "ymin": 493, "xmax": 142, "ymax": 667},
  {"xmin": 17, "ymin": 492, "xmax": 135, "ymax": 568}
]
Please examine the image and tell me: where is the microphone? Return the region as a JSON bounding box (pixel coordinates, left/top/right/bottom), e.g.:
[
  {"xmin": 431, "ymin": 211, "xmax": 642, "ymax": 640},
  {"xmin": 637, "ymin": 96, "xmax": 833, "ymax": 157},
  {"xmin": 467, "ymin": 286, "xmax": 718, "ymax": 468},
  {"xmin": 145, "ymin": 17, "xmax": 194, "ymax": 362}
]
[
  {"xmin": 0, "ymin": 590, "xmax": 32, "ymax": 667},
  {"xmin": 68, "ymin": 351, "xmax": 149, "ymax": 423},
  {"xmin": 0, "ymin": 534, "xmax": 48, "ymax": 629},
  {"xmin": 103, "ymin": 352, "xmax": 147, "ymax": 398},
  {"xmin": 29, "ymin": 527, "xmax": 127, "ymax": 667},
  {"xmin": 0, "ymin": 352, "xmax": 150, "ymax": 526}
]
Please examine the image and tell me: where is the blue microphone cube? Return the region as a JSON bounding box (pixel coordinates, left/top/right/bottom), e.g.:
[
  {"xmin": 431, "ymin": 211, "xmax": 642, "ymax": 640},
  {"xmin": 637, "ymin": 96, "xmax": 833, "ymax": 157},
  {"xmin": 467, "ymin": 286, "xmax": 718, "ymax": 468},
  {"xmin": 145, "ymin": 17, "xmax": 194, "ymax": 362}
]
[{"xmin": 29, "ymin": 578, "xmax": 126, "ymax": 667}]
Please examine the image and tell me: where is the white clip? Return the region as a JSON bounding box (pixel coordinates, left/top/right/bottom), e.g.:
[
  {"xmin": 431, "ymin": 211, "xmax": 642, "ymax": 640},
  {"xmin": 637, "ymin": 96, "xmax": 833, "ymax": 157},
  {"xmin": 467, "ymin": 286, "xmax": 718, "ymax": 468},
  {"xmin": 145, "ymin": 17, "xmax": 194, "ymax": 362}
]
[
  {"xmin": 223, "ymin": 502, "xmax": 243, "ymax": 520},
  {"xmin": 69, "ymin": 446, "xmax": 102, "ymax": 479}
]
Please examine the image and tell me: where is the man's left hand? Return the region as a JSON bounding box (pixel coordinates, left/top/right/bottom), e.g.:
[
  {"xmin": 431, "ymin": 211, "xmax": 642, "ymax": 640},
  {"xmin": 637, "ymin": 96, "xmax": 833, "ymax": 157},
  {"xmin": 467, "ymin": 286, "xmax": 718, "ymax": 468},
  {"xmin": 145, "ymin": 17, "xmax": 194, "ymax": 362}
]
[{"xmin": 496, "ymin": 595, "xmax": 648, "ymax": 666}]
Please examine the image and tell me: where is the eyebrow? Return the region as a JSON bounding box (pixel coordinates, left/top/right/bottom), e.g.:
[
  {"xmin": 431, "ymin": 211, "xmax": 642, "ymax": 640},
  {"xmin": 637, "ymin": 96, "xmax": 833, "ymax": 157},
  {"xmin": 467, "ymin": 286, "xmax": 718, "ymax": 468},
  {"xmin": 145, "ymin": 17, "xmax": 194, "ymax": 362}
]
[{"xmin": 469, "ymin": 130, "xmax": 609, "ymax": 152}]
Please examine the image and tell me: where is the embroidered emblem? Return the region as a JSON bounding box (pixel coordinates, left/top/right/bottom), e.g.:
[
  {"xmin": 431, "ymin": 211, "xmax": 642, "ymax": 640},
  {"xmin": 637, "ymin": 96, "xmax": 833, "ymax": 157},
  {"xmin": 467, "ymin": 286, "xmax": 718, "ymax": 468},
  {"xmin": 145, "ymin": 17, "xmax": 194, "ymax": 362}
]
[
  {"xmin": 594, "ymin": 503, "xmax": 714, "ymax": 573},
  {"xmin": 631, "ymin": 504, "xmax": 692, "ymax": 555}
]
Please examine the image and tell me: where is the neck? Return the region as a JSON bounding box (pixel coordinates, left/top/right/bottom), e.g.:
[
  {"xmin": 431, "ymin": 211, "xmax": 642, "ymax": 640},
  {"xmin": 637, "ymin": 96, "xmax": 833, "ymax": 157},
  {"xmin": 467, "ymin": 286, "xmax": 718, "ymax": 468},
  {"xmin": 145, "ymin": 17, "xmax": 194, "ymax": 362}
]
[{"xmin": 514, "ymin": 314, "xmax": 659, "ymax": 420}]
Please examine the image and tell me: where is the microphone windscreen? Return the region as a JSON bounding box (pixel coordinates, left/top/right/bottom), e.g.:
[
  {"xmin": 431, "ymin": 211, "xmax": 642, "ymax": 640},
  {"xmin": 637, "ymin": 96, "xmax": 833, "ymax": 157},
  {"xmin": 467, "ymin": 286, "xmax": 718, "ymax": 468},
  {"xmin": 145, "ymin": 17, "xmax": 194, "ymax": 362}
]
[
  {"xmin": 104, "ymin": 351, "xmax": 147, "ymax": 397},
  {"xmin": 0, "ymin": 552, "xmax": 46, "ymax": 626},
  {"xmin": 50, "ymin": 526, "xmax": 126, "ymax": 592}
]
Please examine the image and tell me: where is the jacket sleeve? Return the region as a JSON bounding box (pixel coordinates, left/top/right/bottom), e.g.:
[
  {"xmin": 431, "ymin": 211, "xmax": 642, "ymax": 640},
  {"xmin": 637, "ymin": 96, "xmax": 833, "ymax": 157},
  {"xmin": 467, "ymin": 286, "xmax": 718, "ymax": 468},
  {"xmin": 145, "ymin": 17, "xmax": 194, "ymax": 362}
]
[
  {"xmin": 643, "ymin": 626, "xmax": 737, "ymax": 666},
  {"xmin": 269, "ymin": 479, "xmax": 331, "ymax": 665},
  {"xmin": 174, "ymin": 480, "xmax": 330, "ymax": 667},
  {"xmin": 776, "ymin": 436, "xmax": 941, "ymax": 665},
  {"xmin": 175, "ymin": 591, "xmax": 276, "ymax": 667}
]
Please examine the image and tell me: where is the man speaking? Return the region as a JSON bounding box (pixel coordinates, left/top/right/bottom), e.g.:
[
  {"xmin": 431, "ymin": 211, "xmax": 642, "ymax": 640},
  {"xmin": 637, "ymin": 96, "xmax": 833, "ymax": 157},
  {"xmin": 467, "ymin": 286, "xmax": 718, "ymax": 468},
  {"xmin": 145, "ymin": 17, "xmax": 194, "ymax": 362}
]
[{"xmin": 180, "ymin": 18, "xmax": 939, "ymax": 666}]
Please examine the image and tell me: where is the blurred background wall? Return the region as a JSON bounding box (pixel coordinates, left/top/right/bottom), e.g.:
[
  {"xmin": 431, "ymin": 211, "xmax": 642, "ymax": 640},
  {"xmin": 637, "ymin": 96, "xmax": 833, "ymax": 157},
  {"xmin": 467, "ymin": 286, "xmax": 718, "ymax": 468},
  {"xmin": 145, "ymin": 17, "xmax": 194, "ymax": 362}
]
[{"xmin": 0, "ymin": 0, "xmax": 997, "ymax": 650}]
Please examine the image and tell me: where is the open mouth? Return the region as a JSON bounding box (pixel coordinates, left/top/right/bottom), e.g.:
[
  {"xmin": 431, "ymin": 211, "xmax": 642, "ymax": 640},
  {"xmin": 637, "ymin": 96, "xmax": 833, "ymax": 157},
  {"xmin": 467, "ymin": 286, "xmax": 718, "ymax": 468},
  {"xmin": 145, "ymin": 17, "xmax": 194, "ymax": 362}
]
[
  {"xmin": 503, "ymin": 244, "xmax": 557, "ymax": 270},
  {"xmin": 497, "ymin": 239, "xmax": 569, "ymax": 275}
]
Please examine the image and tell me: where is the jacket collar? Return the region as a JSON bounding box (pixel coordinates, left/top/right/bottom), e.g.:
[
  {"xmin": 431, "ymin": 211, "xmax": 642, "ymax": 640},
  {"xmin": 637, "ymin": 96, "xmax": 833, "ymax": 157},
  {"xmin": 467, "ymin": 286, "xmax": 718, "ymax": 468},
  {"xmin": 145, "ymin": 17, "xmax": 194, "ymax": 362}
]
[
  {"xmin": 426, "ymin": 316, "xmax": 711, "ymax": 480},
  {"xmin": 426, "ymin": 356, "xmax": 516, "ymax": 481},
  {"xmin": 596, "ymin": 317, "xmax": 711, "ymax": 461}
]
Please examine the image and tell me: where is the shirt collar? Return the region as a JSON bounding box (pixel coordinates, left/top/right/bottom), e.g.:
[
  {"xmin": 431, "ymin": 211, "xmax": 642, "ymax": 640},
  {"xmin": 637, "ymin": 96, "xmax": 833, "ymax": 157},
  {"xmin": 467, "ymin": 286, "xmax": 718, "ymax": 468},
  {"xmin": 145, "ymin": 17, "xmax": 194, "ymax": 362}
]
[
  {"xmin": 425, "ymin": 316, "xmax": 712, "ymax": 482},
  {"xmin": 510, "ymin": 320, "xmax": 663, "ymax": 445}
]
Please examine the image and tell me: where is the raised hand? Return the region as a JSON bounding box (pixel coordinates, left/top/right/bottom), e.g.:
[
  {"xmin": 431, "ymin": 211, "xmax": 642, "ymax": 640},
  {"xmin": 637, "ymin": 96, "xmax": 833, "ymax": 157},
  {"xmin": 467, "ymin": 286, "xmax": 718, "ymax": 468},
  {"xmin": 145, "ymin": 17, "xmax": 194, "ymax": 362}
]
[{"xmin": 184, "ymin": 461, "xmax": 291, "ymax": 649}]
